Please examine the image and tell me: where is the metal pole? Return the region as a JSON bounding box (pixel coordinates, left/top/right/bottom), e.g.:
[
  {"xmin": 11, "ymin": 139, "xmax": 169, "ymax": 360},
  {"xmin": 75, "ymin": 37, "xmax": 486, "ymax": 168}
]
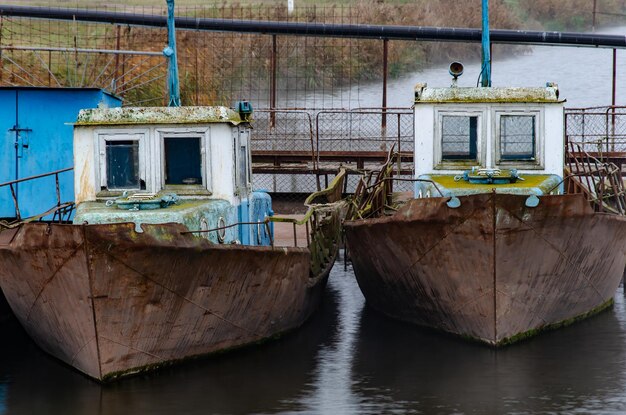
[
  {"xmin": 164, "ymin": 0, "xmax": 181, "ymax": 107},
  {"xmin": 593, "ymin": 0, "xmax": 597, "ymax": 32},
  {"xmin": 55, "ymin": 173, "xmax": 61, "ymax": 207},
  {"xmin": 481, "ymin": 0, "xmax": 491, "ymax": 87},
  {"xmin": 612, "ymin": 48, "xmax": 617, "ymax": 147},
  {"xmin": 270, "ymin": 34, "xmax": 277, "ymax": 128},
  {"xmin": 382, "ymin": 39, "xmax": 388, "ymax": 146},
  {"xmin": 612, "ymin": 48, "xmax": 617, "ymax": 107},
  {"xmin": 114, "ymin": 25, "xmax": 121, "ymax": 93}
]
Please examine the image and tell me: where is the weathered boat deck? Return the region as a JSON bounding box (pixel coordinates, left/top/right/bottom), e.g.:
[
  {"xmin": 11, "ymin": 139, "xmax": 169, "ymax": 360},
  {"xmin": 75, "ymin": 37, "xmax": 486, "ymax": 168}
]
[{"xmin": 272, "ymin": 214, "xmax": 309, "ymax": 248}]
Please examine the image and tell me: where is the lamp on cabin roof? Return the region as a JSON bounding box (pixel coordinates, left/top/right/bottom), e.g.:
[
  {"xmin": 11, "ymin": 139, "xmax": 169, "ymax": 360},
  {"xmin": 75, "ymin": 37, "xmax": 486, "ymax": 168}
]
[
  {"xmin": 164, "ymin": 0, "xmax": 181, "ymax": 107},
  {"xmin": 449, "ymin": 61, "xmax": 464, "ymax": 87}
]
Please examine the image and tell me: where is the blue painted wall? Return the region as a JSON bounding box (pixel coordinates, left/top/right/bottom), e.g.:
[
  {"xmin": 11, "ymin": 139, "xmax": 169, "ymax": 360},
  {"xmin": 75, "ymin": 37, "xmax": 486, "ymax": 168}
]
[{"xmin": 0, "ymin": 88, "xmax": 121, "ymax": 219}]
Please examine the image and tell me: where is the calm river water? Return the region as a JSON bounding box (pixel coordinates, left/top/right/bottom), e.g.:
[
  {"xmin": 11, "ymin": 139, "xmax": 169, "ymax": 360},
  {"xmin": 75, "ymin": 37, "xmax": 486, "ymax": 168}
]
[
  {"xmin": 2, "ymin": 257, "xmax": 626, "ymax": 414},
  {"xmin": 284, "ymin": 25, "xmax": 626, "ymax": 109}
]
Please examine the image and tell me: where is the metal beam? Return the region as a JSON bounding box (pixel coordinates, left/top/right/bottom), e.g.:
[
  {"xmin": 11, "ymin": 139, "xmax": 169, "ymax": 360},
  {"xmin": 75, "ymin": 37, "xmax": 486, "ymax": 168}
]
[
  {"xmin": 2, "ymin": 5, "xmax": 626, "ymax": 49},
  {"xmin": 0, "ymin": 45, "xmax": 163, "ymax": 56}
]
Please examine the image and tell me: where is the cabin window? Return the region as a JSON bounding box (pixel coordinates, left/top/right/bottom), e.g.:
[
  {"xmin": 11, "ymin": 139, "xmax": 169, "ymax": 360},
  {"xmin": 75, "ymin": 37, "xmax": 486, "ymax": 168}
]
[
  {"xmin": 98, "ymin": 132, "xmax": 147, "ymax": 192},
  {"xmin": 164, "ymin": 137, "xmax": 202, "ymax": 185},
  {"xmin": 157, "ymin": 128, "xmax": 211, "ymax": 194},
  {"xmin": 499, "ymin": 115, "xmax": 536, "ymax": 160},
  {"xmin": 441, "ymin": 115, "xmax": 478, "ymax": 161},
  {"xmin": 106, "ymin": 140, "xmax": 140, "ymax": 189}
]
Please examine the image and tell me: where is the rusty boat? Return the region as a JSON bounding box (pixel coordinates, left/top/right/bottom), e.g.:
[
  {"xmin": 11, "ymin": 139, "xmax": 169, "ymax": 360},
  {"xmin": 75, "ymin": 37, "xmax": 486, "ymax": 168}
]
[
  {"xmin": 0, "ymin": 105, "xmax": 345, "ymax": 381},
  {"xmin": 344, "ymin": 62, "xmax": 626, "ymax": 345}
]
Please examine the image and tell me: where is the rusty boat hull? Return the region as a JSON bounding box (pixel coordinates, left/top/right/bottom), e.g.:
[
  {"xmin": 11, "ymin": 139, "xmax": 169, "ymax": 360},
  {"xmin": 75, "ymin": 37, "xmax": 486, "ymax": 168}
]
[
  {"xmin": 0, "ymin": 222, "xmax": 334, "ymax": 381},
  {"xmin": 344, "ymin": 193, "xmax": 626, "ymax": 345}
]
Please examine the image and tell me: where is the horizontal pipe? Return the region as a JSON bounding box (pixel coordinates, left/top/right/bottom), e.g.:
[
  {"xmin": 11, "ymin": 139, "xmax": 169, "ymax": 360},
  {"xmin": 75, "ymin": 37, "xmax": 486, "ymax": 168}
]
[
  {"xmin": 0, "ymin": 45, "xmax": 163, "ymax": 56},
  {"xmin": 1, "ymin": 5, "xmax": 626, "ymax": 49}
]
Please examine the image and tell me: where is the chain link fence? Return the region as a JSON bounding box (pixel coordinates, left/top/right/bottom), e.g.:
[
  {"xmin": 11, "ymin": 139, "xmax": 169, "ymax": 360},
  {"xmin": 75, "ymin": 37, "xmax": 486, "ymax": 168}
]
[{"xmin": 251, "ymin": 107, "xmax": 415, "ymax": 210}]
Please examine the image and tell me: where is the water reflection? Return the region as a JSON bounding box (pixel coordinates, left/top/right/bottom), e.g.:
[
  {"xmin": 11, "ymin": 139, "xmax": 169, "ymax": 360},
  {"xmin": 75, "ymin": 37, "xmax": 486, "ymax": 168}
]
[
  {"xmin": 280, "ymin": 262, "xmax": 365, "ymax": 415},
  {"xmin": 353, "ymin": 294, "xmax": 626, "ymax": 414},
  {"xmin": 2, "ymin": 258, "xmax": 626, "ymax": 414}
]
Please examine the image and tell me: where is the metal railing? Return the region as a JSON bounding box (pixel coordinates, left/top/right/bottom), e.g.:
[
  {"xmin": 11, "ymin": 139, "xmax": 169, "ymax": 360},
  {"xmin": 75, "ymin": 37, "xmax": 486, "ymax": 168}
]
[
  {"xmin": 0, "ymin": 167, "xmax": 74, "ymax": 227},
  {"xmin": 565, "ymin": 141, "xmax": 626, "ymax": 215},
  {"xmin": 251, "ymin": 107, "xmax": 414, "ymax": 198},
  {"xmin": 565, "ymin": 106, "xmax": 626, "ymax": 154}
]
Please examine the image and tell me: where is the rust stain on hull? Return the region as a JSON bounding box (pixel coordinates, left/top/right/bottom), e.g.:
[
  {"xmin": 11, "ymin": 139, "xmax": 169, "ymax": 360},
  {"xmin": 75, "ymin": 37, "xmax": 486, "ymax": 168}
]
[
  {"xmin": 0, "ymin": 222, "xmax": 332, "ymax": 381},
  {"xmin": 345, "ymin": 193, "xmax": 626, "ymax": 345}
]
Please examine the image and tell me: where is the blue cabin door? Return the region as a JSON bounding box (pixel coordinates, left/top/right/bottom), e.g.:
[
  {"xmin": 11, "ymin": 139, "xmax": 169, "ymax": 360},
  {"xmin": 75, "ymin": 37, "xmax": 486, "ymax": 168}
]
[
  {"xmin": 15, "ymin": 90, "xmax": 78, "ymax": 219},
  {"xmin": 0, "ymin": 88, "xmax": 120, "ymax": 220}
]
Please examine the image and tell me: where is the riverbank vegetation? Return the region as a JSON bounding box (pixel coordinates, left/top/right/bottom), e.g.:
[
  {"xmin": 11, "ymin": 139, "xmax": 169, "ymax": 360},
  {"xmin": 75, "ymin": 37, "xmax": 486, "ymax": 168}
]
[{"xmin": 3, "ymin": 0, "xmax": 626, "ymax": 106}]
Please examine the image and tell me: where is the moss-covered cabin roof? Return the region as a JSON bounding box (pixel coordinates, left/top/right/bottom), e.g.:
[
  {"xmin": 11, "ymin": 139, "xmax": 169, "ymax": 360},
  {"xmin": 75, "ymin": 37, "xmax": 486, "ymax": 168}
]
[
  {"xmin": 75, "ymin": 106, "xmax": 246, "ymax": 126},
  {"xmin": 414, "ymin": 83, "xmax": 563, "ymax": 104}
]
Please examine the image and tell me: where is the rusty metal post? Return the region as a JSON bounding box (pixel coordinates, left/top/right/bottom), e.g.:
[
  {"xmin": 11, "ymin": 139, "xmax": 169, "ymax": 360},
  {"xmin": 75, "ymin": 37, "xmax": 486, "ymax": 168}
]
[
  {"xmin": 48, "ymin": 50, "xmax": 52, "ymax": 86},
  {"xmin": 397, "ymin": 113, "xmax": 402, "ymax": 174},
  {"xmin": 593, "ymin": 0, "xmax": 597, "ymax": 32},
  {"xmin": 9, "ymin": 184, "xmax": 20, "ymax": 221},
  {"xmin": 381, "ymin": 39, "xmax": 388, "ymax": 150},
  {"xmin": 55, "ymin": 173, "xmax": 61, "ymax": 206},
  {"xmin": 612, "ymin": 49, "xmax": 617, "ymax": 150},
  {"xmin": 121, "ymin": 26, "xmax": 129, "ymax": 97},
  {"xmin": 612, "ymin": 48, "xmax": 617, "ymax": 107},
  {"xmin": 292, "ymin": 222, "xmax": 297, "ymax": 247},
  {"xmin": 315, "ymin": 113, "xmax": 322, "ymax": 191},
  {"xmin": 270, "ymin": 34, "xmax": 277, "ymax": 128},
  {"xmin": 195, "ymin": 41, "xmax": 199, "ymax": 105},
  {"xmin": 114, "ymin": 25, "xmax": 121, "ymax": 93}
]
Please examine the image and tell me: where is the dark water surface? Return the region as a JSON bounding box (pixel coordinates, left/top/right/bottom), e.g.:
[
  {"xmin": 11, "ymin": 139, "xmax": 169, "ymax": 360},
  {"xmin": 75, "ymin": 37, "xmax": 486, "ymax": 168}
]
[{"xmin": 1, "ymin": 256, "xmax": 626, "ymax": 415}]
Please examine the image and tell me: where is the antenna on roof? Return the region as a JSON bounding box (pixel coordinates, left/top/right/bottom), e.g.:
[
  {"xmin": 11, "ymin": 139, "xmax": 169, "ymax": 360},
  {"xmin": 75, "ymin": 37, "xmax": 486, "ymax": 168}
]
[{"xmin": 164, "ymin": 0, "xmax": 181, "ymax": 106}]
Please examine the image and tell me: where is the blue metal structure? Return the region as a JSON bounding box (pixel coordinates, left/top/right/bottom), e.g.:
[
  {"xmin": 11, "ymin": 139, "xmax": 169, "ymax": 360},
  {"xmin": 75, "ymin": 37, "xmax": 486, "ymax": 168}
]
[
  {"xmin": 164, "ymin": 0, "xmax": 181, "ymax": 107},
  {"xmin": 481, "ymin": 0, "xmax": 492, "ymax": 87},
  {"xmin": 0, "ymin": 87, "xmax": 121, "ymax": 219}
]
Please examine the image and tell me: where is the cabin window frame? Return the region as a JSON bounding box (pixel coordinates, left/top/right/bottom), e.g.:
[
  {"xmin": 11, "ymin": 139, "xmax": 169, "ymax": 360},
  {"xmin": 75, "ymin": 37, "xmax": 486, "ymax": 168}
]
[
  {"xmin": 493, "ymin": 108, "xmax": 544, "ymax": 169},
  {"xmin": 433, "ymin": 108, "xmax": 487, "ymax": 170},
  {"xmin": 97, "ymin": 131, "xmax": 149, "ymax": 195},
  {"xmin": 156, "ymin": 127, "xmax": 212, "ymax": 194}
]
